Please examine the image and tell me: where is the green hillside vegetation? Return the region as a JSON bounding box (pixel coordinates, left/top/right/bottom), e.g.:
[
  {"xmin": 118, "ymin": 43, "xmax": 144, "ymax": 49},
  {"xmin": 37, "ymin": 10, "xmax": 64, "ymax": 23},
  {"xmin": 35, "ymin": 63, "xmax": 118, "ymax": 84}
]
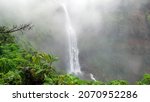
[{"xmin": 0, "ymin": 25, "xmax": 149, "ymax": 85}]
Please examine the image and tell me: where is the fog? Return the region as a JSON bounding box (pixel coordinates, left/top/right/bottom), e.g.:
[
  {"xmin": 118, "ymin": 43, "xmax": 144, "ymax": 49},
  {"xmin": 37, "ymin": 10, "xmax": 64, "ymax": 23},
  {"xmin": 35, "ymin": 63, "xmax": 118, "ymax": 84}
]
[{"xmin": 0, "ymin": 0, "xmax": 150, "ymax": 83}]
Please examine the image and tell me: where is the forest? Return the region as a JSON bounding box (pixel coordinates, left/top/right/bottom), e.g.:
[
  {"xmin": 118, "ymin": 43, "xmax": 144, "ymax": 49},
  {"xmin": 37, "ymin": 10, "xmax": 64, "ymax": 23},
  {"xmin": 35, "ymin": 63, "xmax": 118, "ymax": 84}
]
[{"xmin": 0, "ymin": 0, "xmax": 150, "ymax": 85}]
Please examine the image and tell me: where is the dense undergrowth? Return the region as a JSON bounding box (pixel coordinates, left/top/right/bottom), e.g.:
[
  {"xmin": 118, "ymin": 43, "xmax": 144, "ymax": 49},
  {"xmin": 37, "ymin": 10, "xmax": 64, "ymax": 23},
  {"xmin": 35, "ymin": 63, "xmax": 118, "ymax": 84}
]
[{"xmin": 0, "ymin": 27, "xmax": 150, "ymax": 85}]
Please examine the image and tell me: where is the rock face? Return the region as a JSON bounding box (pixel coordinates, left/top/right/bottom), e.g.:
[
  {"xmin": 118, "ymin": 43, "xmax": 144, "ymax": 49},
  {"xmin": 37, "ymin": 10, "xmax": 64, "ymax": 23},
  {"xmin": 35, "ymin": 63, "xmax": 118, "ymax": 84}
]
[{"xmin": 78, "ymin": 0, "xmax": 150, "ymax": 83}]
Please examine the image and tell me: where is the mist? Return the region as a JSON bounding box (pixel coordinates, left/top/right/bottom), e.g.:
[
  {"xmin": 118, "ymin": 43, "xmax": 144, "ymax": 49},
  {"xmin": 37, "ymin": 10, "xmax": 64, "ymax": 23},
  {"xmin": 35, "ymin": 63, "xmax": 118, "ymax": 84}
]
[{"xmin": 0, "ymin": 0, "xmax": 150, "ymax": 83}]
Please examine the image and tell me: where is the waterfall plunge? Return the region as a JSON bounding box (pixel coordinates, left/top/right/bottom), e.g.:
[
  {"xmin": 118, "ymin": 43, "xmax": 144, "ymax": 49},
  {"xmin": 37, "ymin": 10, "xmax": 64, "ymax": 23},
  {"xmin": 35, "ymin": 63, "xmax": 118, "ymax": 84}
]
[{"xmin": 62, "ymin": 4, "xmax": 82, "ymax": 75}]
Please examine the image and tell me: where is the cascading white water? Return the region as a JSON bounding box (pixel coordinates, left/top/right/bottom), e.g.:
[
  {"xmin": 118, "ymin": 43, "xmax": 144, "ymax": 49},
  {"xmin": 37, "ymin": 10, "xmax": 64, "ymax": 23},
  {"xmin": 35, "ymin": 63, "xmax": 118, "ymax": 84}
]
[{"xmin": 62, "ymin": 4, "xmax": 82, "ymax": 75}]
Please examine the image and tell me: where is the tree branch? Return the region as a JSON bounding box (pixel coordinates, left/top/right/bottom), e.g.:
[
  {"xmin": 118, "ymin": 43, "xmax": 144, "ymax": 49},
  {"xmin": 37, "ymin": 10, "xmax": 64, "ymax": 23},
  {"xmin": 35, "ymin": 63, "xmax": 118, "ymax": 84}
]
[{"xmin": 0, "ymin": 24, "xmax": 33, "ymax": 34}]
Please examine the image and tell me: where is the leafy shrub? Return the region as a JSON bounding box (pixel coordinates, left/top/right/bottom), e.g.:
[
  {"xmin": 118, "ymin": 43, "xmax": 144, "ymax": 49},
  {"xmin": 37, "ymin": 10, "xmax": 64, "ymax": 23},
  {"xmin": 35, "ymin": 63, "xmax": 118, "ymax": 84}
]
[
  {"xmin": 44, "ymin": 74, "xmax": 104, "ymax": 85},
  {"xmin": 2, "ymin": 71, "xmax": 22, "ymax": 85},
  {"xmin": 137, "ymin": 74, "xmax": 150, "ymax": 85},
  {"xmin": 31, "ymin": 52, "xmax": 58, "ymax": 66},
  {"xmin": 44, "ymin": 78, "xmax": 55, "ymax": 85},
  {"xmin": 19, "ymin": 51, "xmax": 58, "ymax": 85},
  {"xmin": 107, "ymin": 80, "xmax": 128, "ymax": 85},
  {"xmin": 0, "ymin": 79, "xmax": 4, "ymax": 84},
  {"xmin": 0, "ymin": 58, "xmax": 16, "ymax": 73},
  {"xmin": 0, "ymin": 44, "xmax": 21, "ymax": 58},
  {"xmin": 0, "ymin": 73, "xmax": 4, "ymax": 84},
  {"xmin": 20, "ymin": 67, "xmax": 43, "ymax": 85}
]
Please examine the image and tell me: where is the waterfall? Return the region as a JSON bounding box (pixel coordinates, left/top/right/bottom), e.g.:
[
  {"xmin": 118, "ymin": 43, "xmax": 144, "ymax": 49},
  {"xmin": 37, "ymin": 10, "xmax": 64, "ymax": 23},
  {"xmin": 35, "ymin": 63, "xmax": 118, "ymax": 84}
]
[{"xmin": 61, "ymin": 4, "xmax": 82, "ymax": 75}]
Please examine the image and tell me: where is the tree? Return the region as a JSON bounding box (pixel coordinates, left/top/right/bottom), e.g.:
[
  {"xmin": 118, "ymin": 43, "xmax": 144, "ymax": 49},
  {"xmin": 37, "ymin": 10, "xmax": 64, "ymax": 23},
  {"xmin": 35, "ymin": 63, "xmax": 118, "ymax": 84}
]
[
  {"xmin": 0, "ymin": 24, "xmax": 33, "ymax": 45},
  {"xmin": 0, "ymin": 24, "xmax": 33, "ymax": 34}
]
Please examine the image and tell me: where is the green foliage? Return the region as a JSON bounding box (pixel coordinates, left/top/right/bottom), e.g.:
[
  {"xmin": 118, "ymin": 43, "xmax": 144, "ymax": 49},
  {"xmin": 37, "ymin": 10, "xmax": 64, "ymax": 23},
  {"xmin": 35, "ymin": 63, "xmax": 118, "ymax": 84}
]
[
  {"xmin": 0, "ymin": 58, "xmax": 16, "ymax": 73},
  {"xmin": 20, "ymin": 63, "xmax": 57, "ymax": 85},
  {"xmin": 107, "ymin": 80, "xmax": 128, "ymax": 85},
  {"xmin": 32, "ymin": 52, "xmax": 58, "ymax": 66},
  {"xmin": 44, "ymin": 74, "xmax": 104, "ymax": 85},
  {"xmin": 0, "ymin": 43, "xmax": 29, "ymax": 73},
  {"xmin": 0, "ymin": 34, "xmax": 59, "ymax": 85},
  {"xmin": 0, "ymin": 71, "xmax": 22, "ymax": 85},
  {"xmin": 0, "ymin": 27, "xmax": 56, "ymax": 84},
  {"xmin": 0, "ymin": 44, "xmax": 21, "ymax": 58},
  {"xmin": 52, "ymin": 74, "xmax": 84, "ymax": 85},
  {"xmin": 137, "ymin": 74, "xmax": 150, "ymax": 85},
  {"xmin": 0, "ymin": 73, "xmax": 4, "ymax": 84},
  {"xmin": 20, "ymin": 51, "xmax": 58, "ymax": 85}
]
